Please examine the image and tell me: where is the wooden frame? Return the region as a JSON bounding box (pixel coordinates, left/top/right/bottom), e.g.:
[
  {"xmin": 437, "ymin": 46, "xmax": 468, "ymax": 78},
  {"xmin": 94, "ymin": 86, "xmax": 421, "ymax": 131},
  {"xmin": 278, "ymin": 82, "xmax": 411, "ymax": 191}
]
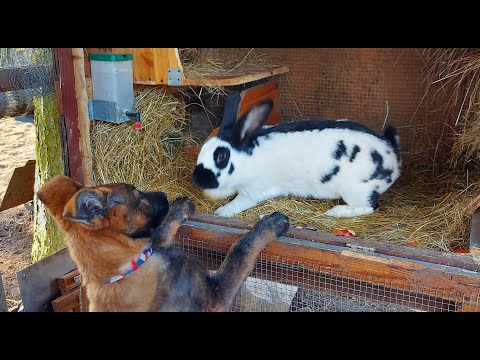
[{"xmin": 180, "ymin": 213, "xmax": 480, "ymax": 311}]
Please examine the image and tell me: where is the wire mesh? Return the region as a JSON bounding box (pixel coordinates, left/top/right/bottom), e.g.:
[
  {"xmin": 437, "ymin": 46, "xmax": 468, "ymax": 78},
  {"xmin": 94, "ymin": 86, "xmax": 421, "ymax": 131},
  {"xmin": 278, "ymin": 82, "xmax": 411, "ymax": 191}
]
[
  {"xmin": 202, "ymin": 48, "xmax": 461, "ymax": 170},
  {"xmin": 0, "ymin": 48, "xmax": 55, "ymax": 97},
  {"xmin": 175, "ymin": 233, "xmax": 480, "ymax": 312}
]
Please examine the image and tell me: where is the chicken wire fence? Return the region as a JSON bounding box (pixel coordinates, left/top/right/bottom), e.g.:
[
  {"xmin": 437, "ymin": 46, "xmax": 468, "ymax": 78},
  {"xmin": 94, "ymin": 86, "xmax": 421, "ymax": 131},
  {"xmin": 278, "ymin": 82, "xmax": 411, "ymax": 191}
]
[
  {"xmin": 0, "ymin": 48, "xmax": 55, "ymax": 97},
  {"xmin": 175, "ymin": 233, "xmax": 480, "ymax": 312}
]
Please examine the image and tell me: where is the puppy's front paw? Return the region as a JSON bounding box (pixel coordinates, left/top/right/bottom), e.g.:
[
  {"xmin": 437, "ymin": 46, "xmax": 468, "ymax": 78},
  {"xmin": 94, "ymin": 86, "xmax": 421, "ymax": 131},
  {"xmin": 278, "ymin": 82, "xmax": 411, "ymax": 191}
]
[
  {"xmin": 258, "ymin": 212, "xmax": 290, "ymax": 237},
  {"xmin": 170, "ymin": 197, "xmax": 195, "ymax": 222}
]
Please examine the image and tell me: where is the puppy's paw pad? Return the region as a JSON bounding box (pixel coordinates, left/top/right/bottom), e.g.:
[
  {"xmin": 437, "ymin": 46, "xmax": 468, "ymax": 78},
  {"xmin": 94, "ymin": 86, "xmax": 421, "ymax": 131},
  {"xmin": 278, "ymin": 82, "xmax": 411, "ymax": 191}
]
[{"xmin": 260, "ymin": 212, "xmax": 290, "ymax": 237}]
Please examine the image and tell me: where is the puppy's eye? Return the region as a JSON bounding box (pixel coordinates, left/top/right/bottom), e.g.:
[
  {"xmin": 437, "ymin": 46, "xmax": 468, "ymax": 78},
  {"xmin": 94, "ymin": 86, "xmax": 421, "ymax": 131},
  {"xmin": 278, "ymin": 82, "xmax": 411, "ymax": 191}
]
[{"xmin": 214, "ymin": 147, "xmax": 230, "ymax": 169}]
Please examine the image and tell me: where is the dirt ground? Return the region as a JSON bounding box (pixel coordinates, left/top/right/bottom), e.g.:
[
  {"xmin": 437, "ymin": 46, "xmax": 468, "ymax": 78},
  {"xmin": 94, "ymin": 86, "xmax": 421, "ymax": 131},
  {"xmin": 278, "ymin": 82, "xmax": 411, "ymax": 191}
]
[{"xmin": 0, "ymin": 115, "xmax": 35, "ymax": 309}]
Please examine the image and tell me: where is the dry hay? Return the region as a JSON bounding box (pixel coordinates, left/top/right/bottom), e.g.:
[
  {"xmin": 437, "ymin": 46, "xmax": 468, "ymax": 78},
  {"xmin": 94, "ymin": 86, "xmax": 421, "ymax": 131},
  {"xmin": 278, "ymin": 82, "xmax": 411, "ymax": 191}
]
[
  {"xmin": 422, "ymin": 48, "xmax": 480, "ymax": 169},
  {"xmin": 178, "ymin": 48, "xmax": 284, "ymax": 80},
  {"xmin": 90, "ymin": 86, "xmax": 197, "ymax": 198}
]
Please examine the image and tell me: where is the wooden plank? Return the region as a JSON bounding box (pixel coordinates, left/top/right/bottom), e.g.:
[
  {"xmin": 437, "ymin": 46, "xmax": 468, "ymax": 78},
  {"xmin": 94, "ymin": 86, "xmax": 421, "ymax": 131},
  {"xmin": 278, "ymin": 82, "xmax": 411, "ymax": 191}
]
[
  {"xmin": 111, "ymin": 48, "xmax": 133, "ymax": 54},
  {"xmin": 183, "ymin": 65, "xmax": 290, "ymax": 87},
  {"xmin": 17, "ymin": 247, "xmax": 77, "ymax": 312},
  {"xmin": 181, "ymin": 241, "xmax": 460, "ymax": 312},
  {"xmin": 465, "ymin": 194, "xmax": 480, "ymax": 214},
  {"xmin": 56, "ymin": 48, "xmax": 84, "ymax": 184},
  {"xmin": 132, "ymin": 48, "xmax": 182, "ymax": 85},
  {"xmin": 57, "ymin": 269, "xmax": 81, "ymax": 294},
  {"xmin": 177, "ymin": 220, "xmax": 480, "ymax": 306},
  {"xmin": 0, "ymin": 274, "xmax": 8, "ymax": 312},
  {"xmin": 71, "ymin": 48, "xmax": 93, "ymax": 186},
  {"xmin": 0, "ymin": 159, "xmax": 35, "ymax": 211},
  {"xmin": 51, "ymin": 287, "xmax": 80, "ymax": 312},
  {"xmin": 238, "ymin": 80, "xmax": 280, "ymax": 125},
  {"xmin": 470, "ymin": 210, "xmax": 480, "ymax": 255},
  {"xmin": 188, "ymin": 213, "xmax": 480, "ymax": 272},
  {"xmin": 0, "ymin": 66, "xmax": 50, "ymax": 92}
]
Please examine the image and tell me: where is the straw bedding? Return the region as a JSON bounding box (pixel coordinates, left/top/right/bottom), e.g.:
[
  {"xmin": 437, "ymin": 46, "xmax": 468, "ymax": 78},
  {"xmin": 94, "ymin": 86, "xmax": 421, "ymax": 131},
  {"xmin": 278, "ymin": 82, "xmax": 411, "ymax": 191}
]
[{"xmin": 90, "ymin": 85, "xmax": 480, "ymax": 253}]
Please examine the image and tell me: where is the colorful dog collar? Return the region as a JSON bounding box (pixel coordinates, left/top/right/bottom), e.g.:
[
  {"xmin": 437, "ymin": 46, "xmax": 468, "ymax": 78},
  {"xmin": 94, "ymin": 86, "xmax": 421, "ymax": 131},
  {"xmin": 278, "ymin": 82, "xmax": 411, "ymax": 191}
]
[{"xmin": 107, "ymin": 247, "xmax": 153, "ymax": 284}]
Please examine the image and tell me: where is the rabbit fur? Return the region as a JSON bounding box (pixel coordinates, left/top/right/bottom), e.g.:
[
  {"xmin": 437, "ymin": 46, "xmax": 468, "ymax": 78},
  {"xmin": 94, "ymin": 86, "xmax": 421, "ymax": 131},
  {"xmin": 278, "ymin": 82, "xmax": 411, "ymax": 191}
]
[{"xmin": 192, "ymin": 96, "xmax": 401, "ymax": 218}]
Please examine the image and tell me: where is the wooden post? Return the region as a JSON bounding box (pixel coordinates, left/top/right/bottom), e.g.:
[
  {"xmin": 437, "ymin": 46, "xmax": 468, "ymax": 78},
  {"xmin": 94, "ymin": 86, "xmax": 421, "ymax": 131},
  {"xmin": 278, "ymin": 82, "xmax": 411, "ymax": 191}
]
[
  {"xmin": 31, "ymin": 49, "xmax": 66, "ymax": 262},
  {"xmin": 71, "ymin": 48, "xmax": 92, "ymax": 186},
  {"xmin": 31, "ymin": 91, "xmax": 66, "ymax": 262},
  {"xmin": 55, "ymin": 48, "xmax": 84, "ymax": 185}
]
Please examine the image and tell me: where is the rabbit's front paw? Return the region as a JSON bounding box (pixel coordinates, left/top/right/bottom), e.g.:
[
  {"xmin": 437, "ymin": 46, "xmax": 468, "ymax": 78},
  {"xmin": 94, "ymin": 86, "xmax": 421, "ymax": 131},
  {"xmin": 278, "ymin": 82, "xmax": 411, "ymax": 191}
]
[
  {"xmin": 214, "ymin": 205, "xmax": 237, "ymax": 218},
  {"xmin": 325, "ymin": 205, "xmax": 374, "ymax": 218}
]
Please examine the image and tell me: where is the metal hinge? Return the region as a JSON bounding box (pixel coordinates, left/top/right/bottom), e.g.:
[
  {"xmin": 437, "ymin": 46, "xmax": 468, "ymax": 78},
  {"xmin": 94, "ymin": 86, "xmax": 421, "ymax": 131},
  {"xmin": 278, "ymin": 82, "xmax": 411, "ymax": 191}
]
[
  {"xmin": 168, "ymin": 67, "xmax": 183, "ymax": 86},
  {"xmin": 346, "ymin": 243, "xmax": 375, "ymax": 253}
]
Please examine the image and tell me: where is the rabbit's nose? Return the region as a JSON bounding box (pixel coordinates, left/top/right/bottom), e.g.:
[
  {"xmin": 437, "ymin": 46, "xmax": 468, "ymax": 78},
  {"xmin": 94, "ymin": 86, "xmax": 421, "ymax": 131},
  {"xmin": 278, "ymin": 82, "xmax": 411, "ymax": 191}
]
[{"xmin": 192, "ymin": 164, "xmax": 219, "ymax": 189}]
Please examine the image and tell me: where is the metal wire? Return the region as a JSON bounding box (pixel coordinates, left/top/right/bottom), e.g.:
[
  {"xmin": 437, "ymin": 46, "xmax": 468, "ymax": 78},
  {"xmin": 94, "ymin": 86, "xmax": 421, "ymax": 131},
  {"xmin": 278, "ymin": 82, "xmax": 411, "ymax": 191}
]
[
  {"xmin": 0, "ymin": 48, "xmax": 55, "ymax": 97},
  {"xmin": 175, "ymin": 233, "xmax": 480, "ymax": 312}
]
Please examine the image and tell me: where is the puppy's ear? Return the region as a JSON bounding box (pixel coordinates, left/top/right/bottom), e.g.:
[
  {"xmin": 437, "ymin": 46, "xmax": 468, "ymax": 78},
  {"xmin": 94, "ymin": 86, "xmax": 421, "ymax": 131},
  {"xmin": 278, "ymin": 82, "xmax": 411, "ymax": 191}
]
[
  {"xmin": 37, "ymin": 175, "xmax": 83, "ymax": 220},
  {"xmin": 63, "ymin": 189, "xmax": 107, "ymax": 225}
]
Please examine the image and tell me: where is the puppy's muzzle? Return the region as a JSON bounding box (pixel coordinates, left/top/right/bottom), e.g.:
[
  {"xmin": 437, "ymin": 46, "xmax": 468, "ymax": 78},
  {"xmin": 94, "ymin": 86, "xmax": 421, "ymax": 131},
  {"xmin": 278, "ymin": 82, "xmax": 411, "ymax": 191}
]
[{"xmin": 143, "ymin": 191, "xmax": 169, "ymax": 227}]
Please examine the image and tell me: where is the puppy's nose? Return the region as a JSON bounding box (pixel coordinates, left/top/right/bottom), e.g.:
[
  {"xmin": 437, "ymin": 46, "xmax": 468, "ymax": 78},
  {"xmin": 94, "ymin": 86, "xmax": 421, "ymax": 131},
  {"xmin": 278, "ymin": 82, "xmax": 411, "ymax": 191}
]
[{"xmin": 143, "ymin": 191, "xmax": 169, "ymax": 218}]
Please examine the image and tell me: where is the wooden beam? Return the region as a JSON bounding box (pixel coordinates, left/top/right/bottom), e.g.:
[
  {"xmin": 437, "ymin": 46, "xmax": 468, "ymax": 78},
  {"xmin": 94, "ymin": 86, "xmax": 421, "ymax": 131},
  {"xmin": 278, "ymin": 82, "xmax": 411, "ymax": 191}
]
[
  {"xmin": 183, "ymin": 65, "xmax": 290, "ymax": 87},
  {"xmin": 71, "ymin": 48, "xmax": 93, "ymax": 186},
  {"xmin": 57, "ymin": 269, "xmax": 81, "ymax": 295},
  {"xmin": 189, "ymin": 213, "xmax": 480, "ymax": 272},
  {"xmin": 51, "ymin": 287, "xmax": 81, "ymax": 312},
  {"xmin": 0, "ymin": 66, "xmax": 50, "ymax": 92},
  {"xmin": 182, "ymin": 239, "xmax": 458, "ymax": 312},
  {"xmin": 55, "ymin": 48, "xmax": 84, "ymax": 184},
  {"xmin": 178, "ymin": 217, "xmax": 480, "ymax": 308}
]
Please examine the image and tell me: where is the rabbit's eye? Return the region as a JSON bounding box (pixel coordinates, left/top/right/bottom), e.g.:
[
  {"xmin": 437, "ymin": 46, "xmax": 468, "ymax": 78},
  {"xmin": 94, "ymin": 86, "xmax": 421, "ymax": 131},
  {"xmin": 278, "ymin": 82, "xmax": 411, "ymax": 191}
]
[{"xmin": 214, "ymin": 147, "xmax": 230, "ymax": 169}]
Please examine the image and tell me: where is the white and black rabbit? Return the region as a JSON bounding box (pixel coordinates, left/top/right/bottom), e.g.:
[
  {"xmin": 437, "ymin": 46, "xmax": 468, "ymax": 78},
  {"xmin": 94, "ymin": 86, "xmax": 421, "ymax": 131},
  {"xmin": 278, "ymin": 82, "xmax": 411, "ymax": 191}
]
[{"xmin": 192, "ymin": 93, "xmax": 401, "ymax": 218}]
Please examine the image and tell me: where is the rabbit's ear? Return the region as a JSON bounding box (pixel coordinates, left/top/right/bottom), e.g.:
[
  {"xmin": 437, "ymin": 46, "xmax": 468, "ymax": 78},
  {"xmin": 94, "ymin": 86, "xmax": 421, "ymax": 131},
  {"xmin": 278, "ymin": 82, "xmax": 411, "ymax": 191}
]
[
  {"xmin": 233, "ymin": 99, "xmax": 273, "ymax": 145},
  {"xmin": 218, "ymin": 91, "xmax": 242, "ymax": 139}
]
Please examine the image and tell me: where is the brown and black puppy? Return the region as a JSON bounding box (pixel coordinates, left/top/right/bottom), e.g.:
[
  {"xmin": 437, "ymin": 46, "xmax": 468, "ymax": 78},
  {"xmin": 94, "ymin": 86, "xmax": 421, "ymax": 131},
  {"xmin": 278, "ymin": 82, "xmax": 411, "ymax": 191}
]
[{"xmin": 37, "ymin": 175, "xmax": 289, "ymax": 312}]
